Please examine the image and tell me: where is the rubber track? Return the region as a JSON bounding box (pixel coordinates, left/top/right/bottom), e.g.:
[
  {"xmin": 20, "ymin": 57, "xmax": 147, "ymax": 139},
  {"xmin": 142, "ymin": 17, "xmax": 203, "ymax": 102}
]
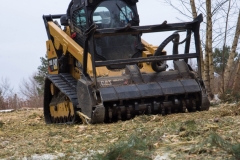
[{"xmin": 47, "ymin": 73, "xmax": 78, "ymax": 107}]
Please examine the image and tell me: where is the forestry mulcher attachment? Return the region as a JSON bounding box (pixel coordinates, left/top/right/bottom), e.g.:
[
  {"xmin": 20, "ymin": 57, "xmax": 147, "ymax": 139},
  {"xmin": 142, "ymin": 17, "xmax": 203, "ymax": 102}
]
[{"xmin": 43, "ymin": 0, "xmax": 210, "ymax": 124}]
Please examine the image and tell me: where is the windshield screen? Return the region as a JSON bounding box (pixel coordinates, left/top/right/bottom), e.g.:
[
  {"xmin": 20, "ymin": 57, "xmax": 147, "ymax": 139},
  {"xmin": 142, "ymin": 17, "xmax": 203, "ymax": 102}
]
[
  {"xmin": 93, "ymin": 0, "xmax": 134, "ymax": 28},
  {"xmin": 93, "ymin": 1, "xmax": 140, "ymax": 69}
]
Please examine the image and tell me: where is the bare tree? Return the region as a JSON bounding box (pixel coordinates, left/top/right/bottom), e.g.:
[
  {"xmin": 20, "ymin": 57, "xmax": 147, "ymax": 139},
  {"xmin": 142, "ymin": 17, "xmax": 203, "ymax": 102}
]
[
  {"xmin": 164, "ymin": 0, "xmax": 240, "ymax": 98},
  {"xmin": 19, "ymin": 73, "xmax": 43, "ymax": 108},
  {"xmin": 230, "ymin": 11, "xmax": 240, "ymax": 92},
  {"xmin": 164, "ymin": 0, "xmax": 215, "ymax": 98},
  {"xmin": 206, "ymin": 0, "xmax": 214, "ymax": 99},
  {"xmin": 190, "ymin": 0, "xmax": 204, "ymax": 76},
  {"xmin": 0, "ymin": 77, "xmax": 14, "ymax": 109},
  {"xmin": 0, "ymin": 77, "xmax": 14, "ymax": 98},
  {"xmin": 19, "ymin": 76, "xmax": 39, "ymax": 98},
  {"xmin": 204, "ymin": 14, "xmax": 211, "ymax": 98},
  {"xmin": 220, "ymin": 0, "xmax": 232, "ymax": 93}
]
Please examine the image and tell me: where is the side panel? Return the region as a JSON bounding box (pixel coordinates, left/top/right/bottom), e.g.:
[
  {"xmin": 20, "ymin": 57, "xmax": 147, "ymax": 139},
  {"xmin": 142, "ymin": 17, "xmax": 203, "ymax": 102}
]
[
  {"xmin": 46, "ymin": 40, "xmax": 59, "ymax": 75},
  {"xmin": 48, "ymin": 22, "xmax": 93, "ymax": 76}
]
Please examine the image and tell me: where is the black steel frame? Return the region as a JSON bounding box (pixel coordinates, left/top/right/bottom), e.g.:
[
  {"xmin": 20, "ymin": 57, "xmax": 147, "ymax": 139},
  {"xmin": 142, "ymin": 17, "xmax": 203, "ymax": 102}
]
[{"xmin": 91, "ymin": 14, "xmax": 203, "ymax": 77}]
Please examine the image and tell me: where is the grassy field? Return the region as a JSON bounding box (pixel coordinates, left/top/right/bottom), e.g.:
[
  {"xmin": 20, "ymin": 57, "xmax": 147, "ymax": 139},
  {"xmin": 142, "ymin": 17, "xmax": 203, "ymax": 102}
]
[{"xmin": 0, "ymin": 104, "xmax": 240, "ymax": 160}]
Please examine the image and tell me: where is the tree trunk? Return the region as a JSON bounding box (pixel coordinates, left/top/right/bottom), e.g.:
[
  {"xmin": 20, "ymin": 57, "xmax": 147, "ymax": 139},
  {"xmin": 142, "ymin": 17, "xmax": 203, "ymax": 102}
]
[
  {"xmin": 190, "ymin": 0, "xmax": 204, "ymax": 77},
  {"xmin": 204, "ymin": 21, "xmax": 210, "ymax": 98},
  {"xmin": 230, "ymin": 11, "xmax": 240, "ymax": 92},
  {"xmin": 208, "ymin": 22, "xmax": 214, "ymax": 98},
  {"xmin": 190, "ymin": 0, "xmax": 197, "ymax": 18},
  {"xmin": 220, "ymin": 0, "xmax": 232, "ymax": 93},
  {"xmin": 205, "ymin": 0, "xmax": 214, "ymax": 99}
]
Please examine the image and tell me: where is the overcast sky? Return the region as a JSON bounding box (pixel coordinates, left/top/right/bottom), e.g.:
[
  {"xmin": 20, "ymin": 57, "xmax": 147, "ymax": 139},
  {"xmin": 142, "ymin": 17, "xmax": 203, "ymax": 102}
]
[{"xmin": 0, "ymin": 0, "xmax": 184, "ymax": 93}]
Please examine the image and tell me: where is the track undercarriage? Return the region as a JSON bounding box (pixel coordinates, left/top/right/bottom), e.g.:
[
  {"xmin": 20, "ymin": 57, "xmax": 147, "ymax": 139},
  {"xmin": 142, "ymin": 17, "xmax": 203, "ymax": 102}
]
[
  {"xmin": 44, "ymin": 81, "xmax": 209, "ymax": 124},
  {"xmin": 44, "ymin": 74, "xmax": 79, "ymax": 124},
  {"xmin": 49, "ymin": 95, "xmax": 75, "ymax": 123}
]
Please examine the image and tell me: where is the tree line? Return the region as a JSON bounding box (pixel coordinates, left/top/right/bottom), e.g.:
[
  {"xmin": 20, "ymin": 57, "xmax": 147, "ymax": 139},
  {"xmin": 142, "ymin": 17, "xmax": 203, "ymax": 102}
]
[{"xmin": 0, "ymin": 56, "xmax": 47, "ymax": 110}]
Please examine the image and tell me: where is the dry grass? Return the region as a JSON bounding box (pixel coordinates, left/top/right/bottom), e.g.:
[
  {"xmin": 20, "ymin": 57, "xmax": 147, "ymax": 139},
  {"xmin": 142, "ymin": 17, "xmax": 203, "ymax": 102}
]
[{"xmin": 0, "ymin": 104, "xmax": 240, "ymax": 159}]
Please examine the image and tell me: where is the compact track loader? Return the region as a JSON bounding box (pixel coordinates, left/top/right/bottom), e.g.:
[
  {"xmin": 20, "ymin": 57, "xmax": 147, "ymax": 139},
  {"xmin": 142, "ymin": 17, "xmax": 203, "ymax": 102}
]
[{"xmin": 43, "ymin": 0, "xmax": 210, "ymax": 124}]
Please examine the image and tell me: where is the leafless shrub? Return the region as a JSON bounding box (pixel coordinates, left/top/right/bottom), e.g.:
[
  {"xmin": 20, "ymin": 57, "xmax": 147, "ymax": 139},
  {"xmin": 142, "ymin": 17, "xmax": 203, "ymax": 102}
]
[
  {"xmin": 0, "ymin": 77, "xmax": 14, "ymax": 98},
  {"xmin": 0, "ymin": 75, "xmax": 43, "ymax": 110},
  {"xmin": 19, "ymin": 73, "xmax": 43, "ymax": 108},
  {"xmin": 0, "ymin": 77, "xmax": 14, "ymax": 110}
]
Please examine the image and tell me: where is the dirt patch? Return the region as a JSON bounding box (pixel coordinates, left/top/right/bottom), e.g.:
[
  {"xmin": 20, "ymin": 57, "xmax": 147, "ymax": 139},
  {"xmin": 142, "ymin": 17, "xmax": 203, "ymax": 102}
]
[{"xmin": 0, "ymin": 104, "xmax": 240, "ymax": 159}]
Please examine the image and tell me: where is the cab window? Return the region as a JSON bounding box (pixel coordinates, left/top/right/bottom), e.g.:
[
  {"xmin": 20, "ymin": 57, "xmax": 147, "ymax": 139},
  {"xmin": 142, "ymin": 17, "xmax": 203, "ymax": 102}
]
[
  {"xmin": 72, "ymin": 8, "xmax": 87, "ymax": 46},
  {"xmin": 93, "ymin": 1, "xmax": 135, "ymax": 28},
  {"xmin": 73, "ymin": 9, "xmax": 87, "ymax": 32},
  {"xmin": 93, "ymin": 7, "xmax": 111, "ymax": 26},
  {"xmin": 120, "ymin": 6, "xmax": 133, "ymax": 23}
]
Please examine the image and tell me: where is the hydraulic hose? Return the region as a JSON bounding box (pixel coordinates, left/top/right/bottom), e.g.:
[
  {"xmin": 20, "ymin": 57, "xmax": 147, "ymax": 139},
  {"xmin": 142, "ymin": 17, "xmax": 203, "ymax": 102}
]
[
  {"xmin": 151, "ymin": 32, "xmax": 180, "ymax": 72},
  {"xmin": 172, "ymin": 32, "xmax": 180, "ymax": 55}
]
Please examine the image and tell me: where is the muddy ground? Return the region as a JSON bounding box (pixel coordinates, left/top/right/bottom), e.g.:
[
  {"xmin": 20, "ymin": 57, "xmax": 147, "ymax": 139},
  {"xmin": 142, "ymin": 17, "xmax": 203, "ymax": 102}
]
[{"xmin": 0, "ymin": 104, "xmax": 240, "ymax": 160}]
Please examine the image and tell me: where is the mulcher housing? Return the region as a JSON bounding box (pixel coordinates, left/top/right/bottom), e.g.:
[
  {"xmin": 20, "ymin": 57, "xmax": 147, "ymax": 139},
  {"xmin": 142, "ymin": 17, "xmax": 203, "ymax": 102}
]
[{"xmin": 43, "ymin": 0, "xmax": 210, "ymax": 124}]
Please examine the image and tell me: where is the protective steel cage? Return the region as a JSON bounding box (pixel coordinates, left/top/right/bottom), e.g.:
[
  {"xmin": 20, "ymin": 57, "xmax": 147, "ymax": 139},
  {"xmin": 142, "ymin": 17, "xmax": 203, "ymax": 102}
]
[
  {"xmin": 90, "ymin": 14, "xmax": 203, "ymax": 79},
  {"xmin": 43, "ymin": 14, "xmax": 203, "ymax": 80}
]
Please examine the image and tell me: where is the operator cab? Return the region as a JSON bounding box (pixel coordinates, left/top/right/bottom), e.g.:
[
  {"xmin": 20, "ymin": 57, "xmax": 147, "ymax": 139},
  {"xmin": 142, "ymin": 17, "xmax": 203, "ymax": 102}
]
[{"xmin": 69, "ymin": 0, "xmax": 142, "ymax": 69}]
